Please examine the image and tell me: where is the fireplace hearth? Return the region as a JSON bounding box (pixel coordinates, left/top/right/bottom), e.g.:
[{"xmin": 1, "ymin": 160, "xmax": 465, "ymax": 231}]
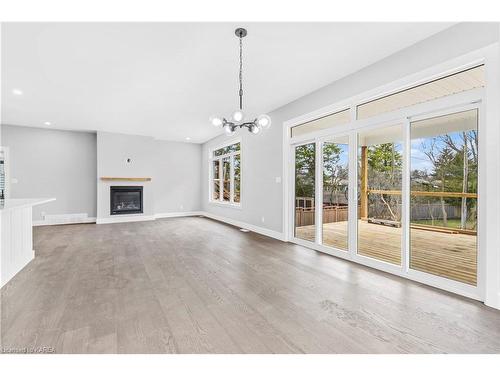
[{"xmin": 110, "ymin": 186, "xmax": 143, "ymax": 215}]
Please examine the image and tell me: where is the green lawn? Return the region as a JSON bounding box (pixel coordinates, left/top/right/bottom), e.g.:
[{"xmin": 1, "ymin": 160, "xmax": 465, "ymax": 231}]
[{"xmin": 411, "ymin": 218, "xmax": 476, "ymax": 230}]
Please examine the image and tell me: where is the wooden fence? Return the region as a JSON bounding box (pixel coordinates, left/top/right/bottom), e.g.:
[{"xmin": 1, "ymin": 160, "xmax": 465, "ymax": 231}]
[{"xmin": 295, "ymin": 205, "xmax": 348, "ymax": 227}]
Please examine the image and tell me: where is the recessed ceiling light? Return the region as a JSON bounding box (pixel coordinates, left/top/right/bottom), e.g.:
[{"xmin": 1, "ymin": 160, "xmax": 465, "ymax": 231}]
[
  {"xmin": 12, "ymin": 89, "xmax": 23, "ymax": 96},
  {"xmin": 185, "ymin": 137, "xmax": 191, "ymax": 141},
  {"xmin": 44, "ymin": 122, "xmax": 51, "ymax": 126}
]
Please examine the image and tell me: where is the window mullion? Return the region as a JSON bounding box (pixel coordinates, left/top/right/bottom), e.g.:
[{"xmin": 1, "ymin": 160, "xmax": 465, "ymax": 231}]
[
  {"xmin": 230, "ymin": 154, "xmax": 235, "ymax": 203},
  {"xmin": 219, "ymin": 158, "xmax": 223, "ymax": 201}
]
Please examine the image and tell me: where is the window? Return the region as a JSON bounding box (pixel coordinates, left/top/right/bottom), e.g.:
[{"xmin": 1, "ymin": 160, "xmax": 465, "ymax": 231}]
[
  {"xmin": 291, "ymin": 109, "xmax": 350, "ymax": 137},
  {"xmin": 210, "ymin": 141, "xmax": 241, "ymax": 205},
  {"xmin": 357, "ymin": 65, "xmax": 485, "ymax": 120}
]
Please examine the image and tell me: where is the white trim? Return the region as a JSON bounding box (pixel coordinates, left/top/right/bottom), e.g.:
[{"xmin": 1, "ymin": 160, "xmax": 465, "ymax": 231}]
[
  {"xmin": 154, "ymin": 211, "xmax": 203, "ymax": 219},
  {"xmin": 207, "ymin": 136, "xmax": 242, "ymax": 157},
  {"xmin": 402, "ymin": 118, "xmax": 411, "ymax": 272},
  {"xmin": 33, "ymin": 216, "xmax": 97, "ymax": 226},
  {"xmin": 96, "ymin": 215, "xmax": 155, "ymax": 224},
  {"xmin": 202, "ymin": 212, "xmax": 286, "ymax": 242},
  {"xmin": 314, "ymin": 140, "xmax": 323, "ymax": 245},
  {"xmin": 347, "ymin": 131, "xmax": 357, "ymax": 256},
  {"xmin": 33, "ymin": 211, "xmax": 205, "ymax": 225},
  {"xmin": 480, "ymin": 44, "xmax": 500, "ymax": 309},
  {"xmin": 282, "ymin": 116, "xmax": 290, "ymax": 240}
]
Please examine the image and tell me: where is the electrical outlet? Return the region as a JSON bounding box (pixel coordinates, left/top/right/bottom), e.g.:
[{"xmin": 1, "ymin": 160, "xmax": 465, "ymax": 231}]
[
  {"xmin": 275, "ymin": 176, "xmax": 282, "ymax": 183},
  {"xmin": 261, "ymin": 216, "xmax": 265, "ymax": 223},
  {"xmin": 180, "ymin": 204, "xmax": 184, "ymax": 210}
]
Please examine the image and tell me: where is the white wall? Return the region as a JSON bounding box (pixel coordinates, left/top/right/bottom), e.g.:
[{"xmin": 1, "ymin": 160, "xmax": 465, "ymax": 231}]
[
  {"xmin": 201, "ymin": 22, "xmax": 500, "ymax": 235},
  {"xmin": 154, "ymin": 140, "xmax": 201, "ymax": 214},
  {"xmin": 97, "ymin": 131, "xmax": 201, "ymax": 220},
  {"xmin": 0, "ymin": 125, "xmax": 97, "ymax": 221}
]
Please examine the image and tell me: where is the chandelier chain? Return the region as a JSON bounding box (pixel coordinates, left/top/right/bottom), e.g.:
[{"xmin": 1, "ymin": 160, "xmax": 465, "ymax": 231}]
[{"xmin": 239, "ymin": 35, "xmax": 243, "ymax": 110}]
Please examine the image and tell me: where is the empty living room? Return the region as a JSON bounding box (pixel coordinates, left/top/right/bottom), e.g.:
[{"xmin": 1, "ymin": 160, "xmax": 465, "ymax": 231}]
[{"xmin": 1, "ymin": 0, "xmax": 500, "ymax": 372}]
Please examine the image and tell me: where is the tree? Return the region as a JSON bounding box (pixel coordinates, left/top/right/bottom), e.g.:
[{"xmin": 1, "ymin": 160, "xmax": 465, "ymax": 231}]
[
  {"xmin": 438, "ymin": 130, "xmax": 477, "ymax": 229},
  {"xmin": 295, "ymin": 144, "xmax": 316, "ymax": 198},
  {"xmin": 323, "ymin": 143, "xmax": 347, "ymax": 206},
  {"xmin": 366, "ymin": 143, "xmax": 403, "ymax": 221},
  {"xmin": 421, "ymin": 140, "xmax": 455, "ymax": 227},
  {"xmin": 418, "ymin": 131, "xmax": 478, "ymax": 229},
  {"xmin": 295, "ymin": 143, "xmax": 347, "ymax": 206}
]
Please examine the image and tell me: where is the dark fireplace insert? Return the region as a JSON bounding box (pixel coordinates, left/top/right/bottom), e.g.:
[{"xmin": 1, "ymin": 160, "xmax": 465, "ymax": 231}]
[{"xmin": 110, "ymin": 186, "xmax": 143, "ymax": 215}]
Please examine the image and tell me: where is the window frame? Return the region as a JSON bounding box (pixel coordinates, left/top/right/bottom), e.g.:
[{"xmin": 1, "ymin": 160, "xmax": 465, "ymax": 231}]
[
  {"xmin": 209, "ymin": 138, "xmax": 242, "ymax": 208},
  {"xmin": 282, "ymin": 45, "xmax": 500, "ymax": 304}
]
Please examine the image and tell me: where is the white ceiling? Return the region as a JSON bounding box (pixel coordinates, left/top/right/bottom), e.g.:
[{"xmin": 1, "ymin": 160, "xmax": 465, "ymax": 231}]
[{"xmin": 1, "ymin": 22, "xmax": 453, "ymax": 143}]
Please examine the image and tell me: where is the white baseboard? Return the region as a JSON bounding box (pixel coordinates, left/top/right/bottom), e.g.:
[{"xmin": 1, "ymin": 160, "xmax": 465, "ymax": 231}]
[
  {"xmin": 33, "ymin": 216, "xmax": 97, "ymax": 226},
  {"xmin": 96, "ymin": 215, "xmax": 155, "ymax": 224},
  {"xmin": 201, "ymin": 212, "xmax": 286, "ymax": 241},
  {"xmin": 32, "ymin": 210, "xmax": 286, "ymax": 243},
  {"xmin": 485, "ymin": 293, "xmax": 500, "ymax": 310},
  {"xmin": 155, "ymin": 211, "xmax": 203, "ymax": 219}
]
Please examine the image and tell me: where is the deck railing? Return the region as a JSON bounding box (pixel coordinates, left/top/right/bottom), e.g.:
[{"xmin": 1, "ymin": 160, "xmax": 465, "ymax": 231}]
[{"xmin": 295, "ymin": 205, "xmax": 348, "ymax": 227}]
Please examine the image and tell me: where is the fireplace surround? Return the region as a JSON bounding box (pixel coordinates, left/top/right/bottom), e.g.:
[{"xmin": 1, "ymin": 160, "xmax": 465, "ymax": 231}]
[{"xmin": 110, "ymin": 186, "xmax": 143, "ymax": 215}]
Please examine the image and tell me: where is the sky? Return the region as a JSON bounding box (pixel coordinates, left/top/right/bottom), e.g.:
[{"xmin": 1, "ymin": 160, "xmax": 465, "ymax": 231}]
[{"xmin": 411, "ymin": 131, "xmax": 469, "ymax": 175}]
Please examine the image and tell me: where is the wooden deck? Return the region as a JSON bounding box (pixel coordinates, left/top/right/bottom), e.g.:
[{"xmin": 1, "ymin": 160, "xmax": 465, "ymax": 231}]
[{"xmin": 296, "ymin": 220, "xmax": 477, "ymax": 285}]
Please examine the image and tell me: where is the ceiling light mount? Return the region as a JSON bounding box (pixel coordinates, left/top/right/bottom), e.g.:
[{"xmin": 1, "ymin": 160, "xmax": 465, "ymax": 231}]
[
  {"xmin": 209, "ymin": 27, "xmax": 271, "ymax": 136},
  {"xmin": 234, "ymin": 28, "xmax": 247, "ymax": 38}
]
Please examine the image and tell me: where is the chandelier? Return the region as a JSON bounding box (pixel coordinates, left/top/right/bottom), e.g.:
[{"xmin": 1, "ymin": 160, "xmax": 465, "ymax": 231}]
[{"xmin": 209, "ymin": 28, "xmax": 271, "ymax": 135}]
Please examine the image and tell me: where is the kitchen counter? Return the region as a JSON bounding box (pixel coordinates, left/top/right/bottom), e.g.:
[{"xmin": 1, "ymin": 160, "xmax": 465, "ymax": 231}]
[{"xmin": 1, "ymin": 198, "xmax": 55, "ymax": 287}]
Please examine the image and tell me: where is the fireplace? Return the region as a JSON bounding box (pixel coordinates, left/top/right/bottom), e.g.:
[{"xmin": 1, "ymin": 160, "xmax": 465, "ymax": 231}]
[{"xmin": 110, "ymin": 186, "xmax": 143, "ymax": 215}]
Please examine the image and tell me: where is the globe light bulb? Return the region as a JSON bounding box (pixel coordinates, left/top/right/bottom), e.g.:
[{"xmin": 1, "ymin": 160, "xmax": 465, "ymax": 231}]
[
  {"xmin": 257, "ymin": 114, "xmax": 271, "ymax": 129},
  {"xmin": 209, "ymin": 116, "xmax": 223, "ymax": 127},
  {"xmin": 232, "ymin": 110, "xmax": 245, "ymax": 122},
  {"xmin": 224, "ymin": 124, "xmax": 235, "ymax": 135},
  {"xmin": 249, "ymin": 124, "xmax": 261, "ymax": 134}
]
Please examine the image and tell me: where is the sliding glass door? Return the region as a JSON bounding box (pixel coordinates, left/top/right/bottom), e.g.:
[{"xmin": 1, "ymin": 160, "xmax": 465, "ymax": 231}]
[
  {"xmin": 409, "ymin": 109, "xmax": 478, "ymax": 285},
  {"xmin": 294, "ymin": 143, "xmax": 316, "ymax": 242},
  {"xmin": 357, "ymin": 124, "xmax": 403, "ymax": 265},
  {"xmin": 289, "ymin": 104, "xmax": 481, "ymax": 298},
  {"xmin": 322, "ymin": 136, "xmax": 349, "ymax": 250}
]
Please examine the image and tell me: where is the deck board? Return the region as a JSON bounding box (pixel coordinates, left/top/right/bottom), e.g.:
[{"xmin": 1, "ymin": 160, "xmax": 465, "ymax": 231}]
[{"xmin": 296, "ymin": 220, "xmax": 477, "ymax": 285}]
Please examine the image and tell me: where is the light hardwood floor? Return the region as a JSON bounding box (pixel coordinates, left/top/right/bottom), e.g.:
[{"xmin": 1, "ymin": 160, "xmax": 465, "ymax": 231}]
[{"xmin": 1, "ymin": 217, "xmax": 500, "ymax": 353}]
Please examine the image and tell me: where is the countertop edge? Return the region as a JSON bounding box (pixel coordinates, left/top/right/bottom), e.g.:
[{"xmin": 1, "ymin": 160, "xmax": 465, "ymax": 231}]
[{"xmin": 0, "ymin": 198, "xmax": 56, "ymax": 211}]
